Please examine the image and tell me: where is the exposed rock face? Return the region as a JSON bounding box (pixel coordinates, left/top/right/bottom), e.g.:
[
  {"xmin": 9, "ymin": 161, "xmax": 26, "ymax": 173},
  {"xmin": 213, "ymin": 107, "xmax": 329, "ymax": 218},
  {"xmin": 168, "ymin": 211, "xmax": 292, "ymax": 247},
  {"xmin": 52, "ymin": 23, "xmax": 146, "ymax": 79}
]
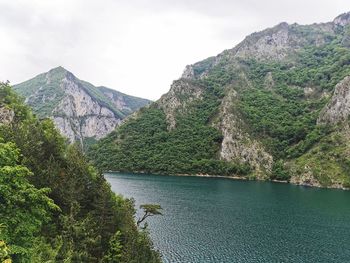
[
  {"xmin": 233, "ymin": 22, "xmax": 292, "ymax": 60},
  {"xmin": 318, "ymin": 76, "xmax": 350, "ymax": 124},
  {"xmin": 181, "ymin": 65, "xmax": 195, "ymax": 79},
  {"xmin": 51, "ymin": 76, "xmax": 121, "ymax": 143},
  {"xmin": 89, "ymin": 12, "xmax": 350, "ymax": 188},
  {"xmin": 182, "ymin": 19, "xmax": 340, "ymax": 80},
  {"xmin": 214, "ymin": 87, "xmax": 273, "ymax": 177},
  {"xmin": 333, "ymin": 12, "xmax": 350, "ymax": 27},
  {"xmin": 289, "ymin": 169, "xmax": 322, "ymax": 188},
  {"xmin": 14, "ymin": 67, "xmax": 151, "ymax": 145},
  {"xmin": 0, "ymin": 107, "xmax": 14, "ymax": 124},
  {"xmin": 158, "ymin": 79, "xmax": 203, "ymax": 129}
]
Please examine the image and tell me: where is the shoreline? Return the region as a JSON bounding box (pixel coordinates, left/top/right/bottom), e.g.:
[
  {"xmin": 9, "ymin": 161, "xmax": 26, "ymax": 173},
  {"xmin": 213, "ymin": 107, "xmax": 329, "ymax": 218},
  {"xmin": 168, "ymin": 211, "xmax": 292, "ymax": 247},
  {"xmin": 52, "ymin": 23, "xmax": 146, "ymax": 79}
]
[
  {"xmin": 104, "ymin": 170, "xmax": 349, "ymax": 191},
  {"xmin": 105, "ymin": 171, "xmax": 293, "ymax": 185}
]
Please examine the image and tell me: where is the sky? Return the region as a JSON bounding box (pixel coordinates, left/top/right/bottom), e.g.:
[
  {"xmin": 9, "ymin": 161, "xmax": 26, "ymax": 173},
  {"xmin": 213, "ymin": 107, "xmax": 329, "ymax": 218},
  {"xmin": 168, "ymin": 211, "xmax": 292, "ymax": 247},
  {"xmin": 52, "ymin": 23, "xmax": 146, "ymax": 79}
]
[{"xmin": 0, "ymin": 0, "xmax": 349, "ymax": 100}]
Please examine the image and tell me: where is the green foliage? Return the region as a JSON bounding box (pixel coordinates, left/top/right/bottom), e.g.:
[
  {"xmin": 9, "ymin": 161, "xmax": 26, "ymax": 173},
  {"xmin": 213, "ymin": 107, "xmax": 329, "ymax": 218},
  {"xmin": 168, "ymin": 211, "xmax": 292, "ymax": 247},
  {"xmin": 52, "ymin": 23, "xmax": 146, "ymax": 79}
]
[
  {"xmin": 13, "ymin": 67, "xmax": 151, "ymax": 120},
  {"xmin": 271, "ymin": 160, "xmax": 291, "ymax": 181},
  {"xmin": 102, "ymin": 231, "xmax": 123, "ymax": 262},
  {"xmin": 0, "ymin": 141, "xmax": 59, "ymax": 262},
  {"xmin": 192, "ymin": 56, "xmax": 216, "ymax": 76},
  {"xmin": 88, "ymin": 26, "xmax": 350, "ymax": 186},
  {"xmin": 137, "ymin": 204, "xmax": 163, "ymax": 228},
  {"xmin": 0, "ymin": 83, "xmax": 161, "ymax": 262},
  {"xmin": 287, "ymin": 125, "xmax": 333, "ymax": 158},
  {"xmin": 290, "ymin": 127, "xmax": 350, "ymax": 187},
  {"xmin": 0, "ymin": 226, "xmax": 12, "ymax": 263},
  {"xmin": 139, "ymin": 204, "xmax": 163, "ymax": 216},
  {"xmin": 240, "ymin": 37, "xmax": 350, "ymax": 158},
  {"xmin": 89, "ymin": 93, "xmax": 250, "ymax": 177},
  {"xmin": 13, "ymin": 67, "xmax": 66, "ymax": 118},
  {"xmin": 98, "ymin": 86, "xmax": 151, "ymax": 114}
]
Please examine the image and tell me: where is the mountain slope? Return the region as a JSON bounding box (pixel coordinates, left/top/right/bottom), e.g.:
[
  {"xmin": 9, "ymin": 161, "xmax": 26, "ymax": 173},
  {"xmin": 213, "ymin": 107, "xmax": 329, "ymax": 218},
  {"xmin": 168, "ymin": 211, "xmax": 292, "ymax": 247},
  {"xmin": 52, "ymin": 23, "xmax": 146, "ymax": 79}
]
[
  {"xmin": 89, "ymin": 12, "xmax": 350, "ymax": 189},
  {"xmin": 13, "ymin": 67, "xmax": 151, "ymax": 146},
  {"xmin": 0, "ymin": 82, "xmax": 161, "ymax": 262}
]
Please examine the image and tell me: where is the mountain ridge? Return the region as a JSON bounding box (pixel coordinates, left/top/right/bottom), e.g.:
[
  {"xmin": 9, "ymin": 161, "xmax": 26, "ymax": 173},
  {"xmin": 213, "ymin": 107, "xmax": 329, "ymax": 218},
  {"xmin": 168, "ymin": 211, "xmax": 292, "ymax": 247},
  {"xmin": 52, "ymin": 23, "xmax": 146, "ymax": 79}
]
[
  {"xmin": 89, "ymin": 11, "xmax": 350, "ymax": 189},
  {"xmin": 14, "ymin": 67, "xmax": 151, "ymax": 147}
]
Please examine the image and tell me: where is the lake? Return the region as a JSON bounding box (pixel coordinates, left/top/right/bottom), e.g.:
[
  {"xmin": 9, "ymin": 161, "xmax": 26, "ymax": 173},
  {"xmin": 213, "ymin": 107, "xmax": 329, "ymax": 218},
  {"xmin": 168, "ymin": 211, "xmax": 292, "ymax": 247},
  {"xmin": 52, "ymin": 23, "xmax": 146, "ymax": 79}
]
[{"xmin": 105, "ymin": 172, "xmax": 350, "ymax": 263}]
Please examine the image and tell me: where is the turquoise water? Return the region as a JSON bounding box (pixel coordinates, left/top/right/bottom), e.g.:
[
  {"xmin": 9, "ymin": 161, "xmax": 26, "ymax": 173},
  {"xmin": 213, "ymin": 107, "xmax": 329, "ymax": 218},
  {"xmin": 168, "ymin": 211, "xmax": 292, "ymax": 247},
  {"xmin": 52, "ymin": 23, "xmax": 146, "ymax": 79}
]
[{"xmin": 105, "ymin": 173, "xmax": 350, "ymax": 263}]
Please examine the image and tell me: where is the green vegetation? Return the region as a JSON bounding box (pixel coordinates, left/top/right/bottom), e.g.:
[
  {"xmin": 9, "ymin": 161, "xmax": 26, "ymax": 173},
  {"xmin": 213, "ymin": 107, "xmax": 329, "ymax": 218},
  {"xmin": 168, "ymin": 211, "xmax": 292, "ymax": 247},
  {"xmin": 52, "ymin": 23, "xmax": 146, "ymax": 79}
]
[
  {"xmin": 89, "ymin": 81, "xmax": 250, "ymax": 177},
  {"xmin": 13, "ymin": 67, "xmax": 66, "ymax": 118},
  {"xmin": 0, "ymin": 83, "xmax": 161, "ymax": 262},
  {"xmin": 289, "ymin": 127, "xmax": 350, "ymax": 187},
  {"xmin": 89, "ymin": 24, "xmax": 350, "ymax": 187},
  {"xmin": 137, "ymin": 204, "xmax": 163, "ymax": 228},
  {"xmin": 13, "ymin": 67, "xmax": 151, "ymax": 120},
  {"xmin": 98, "ymin": 86, "xmax": 151, "ymax": 114},
  {"xmin": 240, "ymin": 37, "xmax": 350, "ymax": 158}
]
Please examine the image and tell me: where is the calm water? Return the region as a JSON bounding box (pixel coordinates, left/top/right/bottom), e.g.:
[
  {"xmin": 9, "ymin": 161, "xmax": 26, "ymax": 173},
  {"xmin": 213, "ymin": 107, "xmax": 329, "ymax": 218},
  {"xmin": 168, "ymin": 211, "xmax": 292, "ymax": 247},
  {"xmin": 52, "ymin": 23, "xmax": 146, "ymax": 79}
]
[{"xmin": 105, "ymin": 173, "xmax": 350, "ymax": 263}]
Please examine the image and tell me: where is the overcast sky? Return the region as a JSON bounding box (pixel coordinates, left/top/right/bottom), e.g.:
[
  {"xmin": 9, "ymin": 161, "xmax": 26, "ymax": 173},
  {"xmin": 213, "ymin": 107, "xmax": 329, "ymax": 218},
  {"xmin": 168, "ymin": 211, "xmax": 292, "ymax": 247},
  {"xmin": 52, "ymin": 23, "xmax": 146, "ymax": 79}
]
[{"xmin": 0, "ymin": 0, "xmax": 349, "ymax": 100}]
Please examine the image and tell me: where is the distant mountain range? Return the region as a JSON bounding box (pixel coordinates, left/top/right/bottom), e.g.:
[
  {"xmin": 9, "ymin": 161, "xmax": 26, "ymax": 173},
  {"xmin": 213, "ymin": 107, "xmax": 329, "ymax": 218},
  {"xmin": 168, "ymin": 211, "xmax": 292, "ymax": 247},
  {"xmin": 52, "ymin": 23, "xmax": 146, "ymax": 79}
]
[
  {"xmin": 14, "ymin": 67, "xmax": 151, "ymax": 147},
  {"xmin": 88, "ymin": 12, "xmax": 350, "ymax": 189}
]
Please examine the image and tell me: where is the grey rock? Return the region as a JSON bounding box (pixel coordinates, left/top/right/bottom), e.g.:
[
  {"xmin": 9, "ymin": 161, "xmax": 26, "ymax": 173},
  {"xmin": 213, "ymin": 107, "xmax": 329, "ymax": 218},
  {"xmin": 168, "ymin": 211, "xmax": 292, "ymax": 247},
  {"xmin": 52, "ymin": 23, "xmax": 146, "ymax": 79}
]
[
  {"xmin": 214, "ymin": 85, "xmax": 273, "ymax": 177},
  {"xmin": 158, "ymin": 79, "xmax": 203, "ymax": 129},
  {"xmin": 318, "ymin": 76, "xmax": 350, "ymax": 124},
  {"xmin": 14, "ymin": 67, "xmax": 150, "ymax": 145},
  {"xmin": 0, "ymin": 107, "xmax": 14, "ymax": 124},
  {"xmin": 333, "ymin": 12, "xmax": 350, "ymax": 27}
]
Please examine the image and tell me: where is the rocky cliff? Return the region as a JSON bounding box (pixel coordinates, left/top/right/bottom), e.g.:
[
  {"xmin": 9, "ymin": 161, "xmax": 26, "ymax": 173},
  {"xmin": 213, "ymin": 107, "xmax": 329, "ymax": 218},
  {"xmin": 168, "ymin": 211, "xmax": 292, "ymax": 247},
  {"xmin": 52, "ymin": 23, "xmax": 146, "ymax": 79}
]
[
  {"xmin": 14, "ymin": 67, "xmax": 151, "ymax": 146},
  {"xmin": 318, "ymin": 76, "xmax": 350, "ymax": 124},
  {"xmin": 89, "ymin": 12, "xmax": 350, "ymax": 188},
  {"xmin": 0, "ymin": 107, "xmax": 14, "ymax": 124}
]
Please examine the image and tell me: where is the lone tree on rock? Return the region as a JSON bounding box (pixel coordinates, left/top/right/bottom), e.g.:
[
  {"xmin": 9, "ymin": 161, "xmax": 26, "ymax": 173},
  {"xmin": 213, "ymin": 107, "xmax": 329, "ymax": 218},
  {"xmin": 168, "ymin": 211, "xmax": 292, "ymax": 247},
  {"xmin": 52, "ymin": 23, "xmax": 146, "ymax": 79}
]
[{"xmin": 137, "ymin": 204, "xmax": 163, "ymax": 229}]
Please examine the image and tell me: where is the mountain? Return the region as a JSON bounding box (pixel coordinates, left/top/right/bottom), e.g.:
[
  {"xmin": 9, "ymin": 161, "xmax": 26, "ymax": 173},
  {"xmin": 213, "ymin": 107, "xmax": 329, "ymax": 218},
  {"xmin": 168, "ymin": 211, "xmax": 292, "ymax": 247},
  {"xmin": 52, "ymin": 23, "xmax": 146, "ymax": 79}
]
[
  {"xmin": 13, "ymin": 67, "xmax": 151, "ymax": 147},
  {"xmin": 0, "ymin": 82, "xmax": 160, "ymax": 262},
  {"xmin": 89, "ymin": 12, "xmax": 350, "ymax": 189}
]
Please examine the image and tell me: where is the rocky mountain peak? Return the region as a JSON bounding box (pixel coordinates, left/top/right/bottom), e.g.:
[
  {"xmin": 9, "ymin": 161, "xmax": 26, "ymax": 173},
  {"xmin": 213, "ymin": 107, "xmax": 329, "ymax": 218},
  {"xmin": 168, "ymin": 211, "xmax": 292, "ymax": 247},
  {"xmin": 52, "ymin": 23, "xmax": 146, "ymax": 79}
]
[
  {"xmin": 333, "ymin": 12, "xmax": 350, "ymax": 27},
  {"xmin": 48, "ymin": 66, "xmax": 67, "ymax": 73},
  {"xmin": 14, "ymin": 67, "xmax": 151, "ymax": 146}
]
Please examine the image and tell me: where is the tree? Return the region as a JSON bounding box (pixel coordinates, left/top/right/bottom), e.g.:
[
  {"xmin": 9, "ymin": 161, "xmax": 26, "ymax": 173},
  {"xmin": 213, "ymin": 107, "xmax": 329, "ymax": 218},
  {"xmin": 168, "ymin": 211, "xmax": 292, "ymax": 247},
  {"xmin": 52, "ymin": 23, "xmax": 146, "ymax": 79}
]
[
  {"xmin": 0, "ymin": 140, "xmax": 59, "ymax": 262},
  {"xmin": 137, "ymin": 204, "xmax": 163, "ymax": 228},
  {"xmin": 102, "ymin": 231, "xmax": 122, "ymax": 263},
  {"xmin": 0, "ymin": 83, "xmax": 162, "ymax": 262},
  {"xmin": 0, "ymin": 225, "xmax": 11, "ymax": 263}
]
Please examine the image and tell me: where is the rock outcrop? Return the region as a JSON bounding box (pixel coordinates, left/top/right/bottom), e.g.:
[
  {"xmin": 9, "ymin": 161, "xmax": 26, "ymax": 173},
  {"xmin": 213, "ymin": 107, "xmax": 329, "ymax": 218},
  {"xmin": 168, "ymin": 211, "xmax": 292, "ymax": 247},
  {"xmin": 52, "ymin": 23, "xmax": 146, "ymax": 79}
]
[
  {"xmin": 51, "ymin": 76, "xmax": 121, "ymax": 143},
  {"xmin": 318, "ymin": 76, "xmax": 350, "ymax": 124},
  {"xmin": 0, "ymin": 107, "xmax": 14, "ymax": 125},
  {"xmin": 214, "ymin": 87, "xmax": 273, "ymax": 176},
  {"xmin": 158, "ymin": 79, "xmax": 204, "ymax": 129},
  {"xmin": 14, "ymin": 67, "xmax": 151, "ymax": 145},
  {"xmin": 333, "ymin": 12, "xmax": 350, "ymax": 27}
]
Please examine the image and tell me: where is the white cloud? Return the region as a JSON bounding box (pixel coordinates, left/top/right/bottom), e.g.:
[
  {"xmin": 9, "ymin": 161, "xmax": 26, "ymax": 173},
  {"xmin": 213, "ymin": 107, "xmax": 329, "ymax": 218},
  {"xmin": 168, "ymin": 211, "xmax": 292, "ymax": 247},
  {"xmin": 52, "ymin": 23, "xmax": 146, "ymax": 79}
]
[{"xmin": 0, "ymin": 0, "xmax": 349, "ymax": 100}]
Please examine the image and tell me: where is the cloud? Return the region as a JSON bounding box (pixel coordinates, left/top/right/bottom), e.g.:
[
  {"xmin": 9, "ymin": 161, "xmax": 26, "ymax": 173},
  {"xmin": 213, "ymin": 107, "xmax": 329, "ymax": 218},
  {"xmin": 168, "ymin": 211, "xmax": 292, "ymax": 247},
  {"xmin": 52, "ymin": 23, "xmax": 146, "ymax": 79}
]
[{"xmin": 0, "ymin": 0, "xmax": 349, "ymax": 100}]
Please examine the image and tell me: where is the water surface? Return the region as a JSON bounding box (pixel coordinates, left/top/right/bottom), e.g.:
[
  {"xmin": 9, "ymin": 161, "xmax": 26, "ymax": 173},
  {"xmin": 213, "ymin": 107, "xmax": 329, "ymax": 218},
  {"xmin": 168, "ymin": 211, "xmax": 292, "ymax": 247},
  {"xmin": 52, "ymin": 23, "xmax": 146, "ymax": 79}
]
[{"xmin": 105, "ymin": 173, "xmax": 350, "ymax": 263}]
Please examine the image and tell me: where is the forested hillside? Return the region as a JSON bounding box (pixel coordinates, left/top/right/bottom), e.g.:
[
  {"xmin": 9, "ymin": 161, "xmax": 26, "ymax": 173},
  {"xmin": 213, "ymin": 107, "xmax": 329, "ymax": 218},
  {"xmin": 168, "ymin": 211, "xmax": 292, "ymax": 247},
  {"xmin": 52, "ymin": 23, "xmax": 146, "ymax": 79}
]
[
  {"xmin": 0, "ymin": 83, "xmax": 160, "ymax": 262},
  {"xmin": 89, "ymin": 12, "xmax": 350, "ymax": 189},
  {"xmin": 13, "ymin": 67, "xmax": 151, "ymax": 147}
]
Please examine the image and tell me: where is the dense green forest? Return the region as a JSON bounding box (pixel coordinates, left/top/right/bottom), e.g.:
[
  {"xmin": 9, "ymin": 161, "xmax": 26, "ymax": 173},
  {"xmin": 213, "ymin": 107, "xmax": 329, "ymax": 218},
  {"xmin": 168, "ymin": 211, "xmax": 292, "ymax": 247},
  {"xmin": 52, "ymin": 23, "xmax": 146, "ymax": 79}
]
[
  {"xmin": 88, "ymin": 90, "xmax": 251, "ymax": 176},
  {"xmin": 0, "ymin": 83, "xmax": 161, "ymax": 262},
  {"xmin": 88, "ymin": 25, "xmax": 350, "ymax": 187}
]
